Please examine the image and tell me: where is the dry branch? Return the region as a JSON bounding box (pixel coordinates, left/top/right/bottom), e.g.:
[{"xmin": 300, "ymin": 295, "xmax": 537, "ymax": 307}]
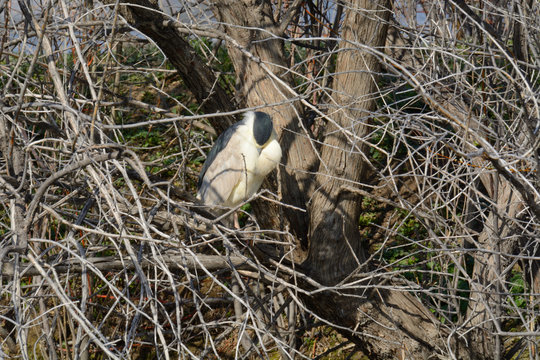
[{"xmin": 0, "ymin": 253, "xmax": 253, "ymax": 278}]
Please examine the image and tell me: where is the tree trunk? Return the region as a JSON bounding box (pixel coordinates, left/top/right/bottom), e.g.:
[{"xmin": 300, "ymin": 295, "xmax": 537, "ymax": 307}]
[
  {"xmin": 304, "ymin": 0, "xmax": 388, "ymax": 284},
  {"xmin": 466, "ymin": 157, "xmax": 525, "ymax": 357},
  {"xmin": 211, "ymin": 0, "xmax": 318, "ymax": 244},
  {"xmin": 300, "ymin": 1, "xmax": 476, "ymax": 358}
]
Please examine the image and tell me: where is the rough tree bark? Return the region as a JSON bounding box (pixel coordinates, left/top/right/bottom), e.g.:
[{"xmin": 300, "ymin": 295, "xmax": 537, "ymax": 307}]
[
  {"xmin": 299, "ymin": 1, "xmax": 476, "ymax": 358},
  {"xmin": 304, "ymin": 0, "xmax": 385, "ymax": 284},
  {"xmin": 211, "ymin": 0, "xmax": 318, "ymax": 242},
  {"xmin": 465, "ymin": 179, "xmax": 523, "ymax": 356}
]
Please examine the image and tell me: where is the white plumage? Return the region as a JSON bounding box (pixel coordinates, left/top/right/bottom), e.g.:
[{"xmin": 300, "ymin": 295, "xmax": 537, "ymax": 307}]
[{"xmin": 197, "ymin": 111, "xmax": 282, "ymax": 208}]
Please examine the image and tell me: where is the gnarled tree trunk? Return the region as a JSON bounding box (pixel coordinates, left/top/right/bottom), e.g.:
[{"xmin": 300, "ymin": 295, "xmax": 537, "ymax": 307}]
[
  {"xmin": 301, "ymin": 1, "xmax": 475, "ymax": 358},
  {"xmin": 211, "ymin": 0, "xmax": 318, "ymax": 242}
]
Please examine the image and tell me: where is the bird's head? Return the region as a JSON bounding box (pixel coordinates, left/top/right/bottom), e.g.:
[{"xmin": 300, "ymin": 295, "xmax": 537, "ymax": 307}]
[{"xmin": 246, "ymin": 111, "xmax": 274, "ymax": 147}]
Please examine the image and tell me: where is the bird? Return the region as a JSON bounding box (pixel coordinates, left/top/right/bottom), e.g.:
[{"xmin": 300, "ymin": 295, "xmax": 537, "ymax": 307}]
[{"xmin": 196, "ymin": 111, "xmax": 282, "ymax": 225}]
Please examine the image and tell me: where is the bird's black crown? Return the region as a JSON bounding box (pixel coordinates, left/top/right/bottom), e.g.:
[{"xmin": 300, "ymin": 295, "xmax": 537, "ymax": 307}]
[{"xmin": 252, "ymin": 112, "xmax": 273, "ymax": 146}]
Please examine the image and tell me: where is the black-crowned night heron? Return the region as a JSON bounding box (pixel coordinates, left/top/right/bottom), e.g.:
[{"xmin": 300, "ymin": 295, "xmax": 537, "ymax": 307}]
[{"xmin": 197, "ymin": 111, "xmax": 282, "ymax": 224}]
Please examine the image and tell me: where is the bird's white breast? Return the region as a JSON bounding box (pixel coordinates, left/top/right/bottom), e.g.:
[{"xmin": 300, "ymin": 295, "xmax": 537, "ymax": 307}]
[
  {"xmin": 223, "ymin": 126, "xmax": 260, "ymax": 206},
  {"xmin": 255, "ymin": 138, "xmax": 282, "ymax": 176},
  {"xmin": 224, "ymin": 128, "xmax": 281, "ymax": 207}
]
